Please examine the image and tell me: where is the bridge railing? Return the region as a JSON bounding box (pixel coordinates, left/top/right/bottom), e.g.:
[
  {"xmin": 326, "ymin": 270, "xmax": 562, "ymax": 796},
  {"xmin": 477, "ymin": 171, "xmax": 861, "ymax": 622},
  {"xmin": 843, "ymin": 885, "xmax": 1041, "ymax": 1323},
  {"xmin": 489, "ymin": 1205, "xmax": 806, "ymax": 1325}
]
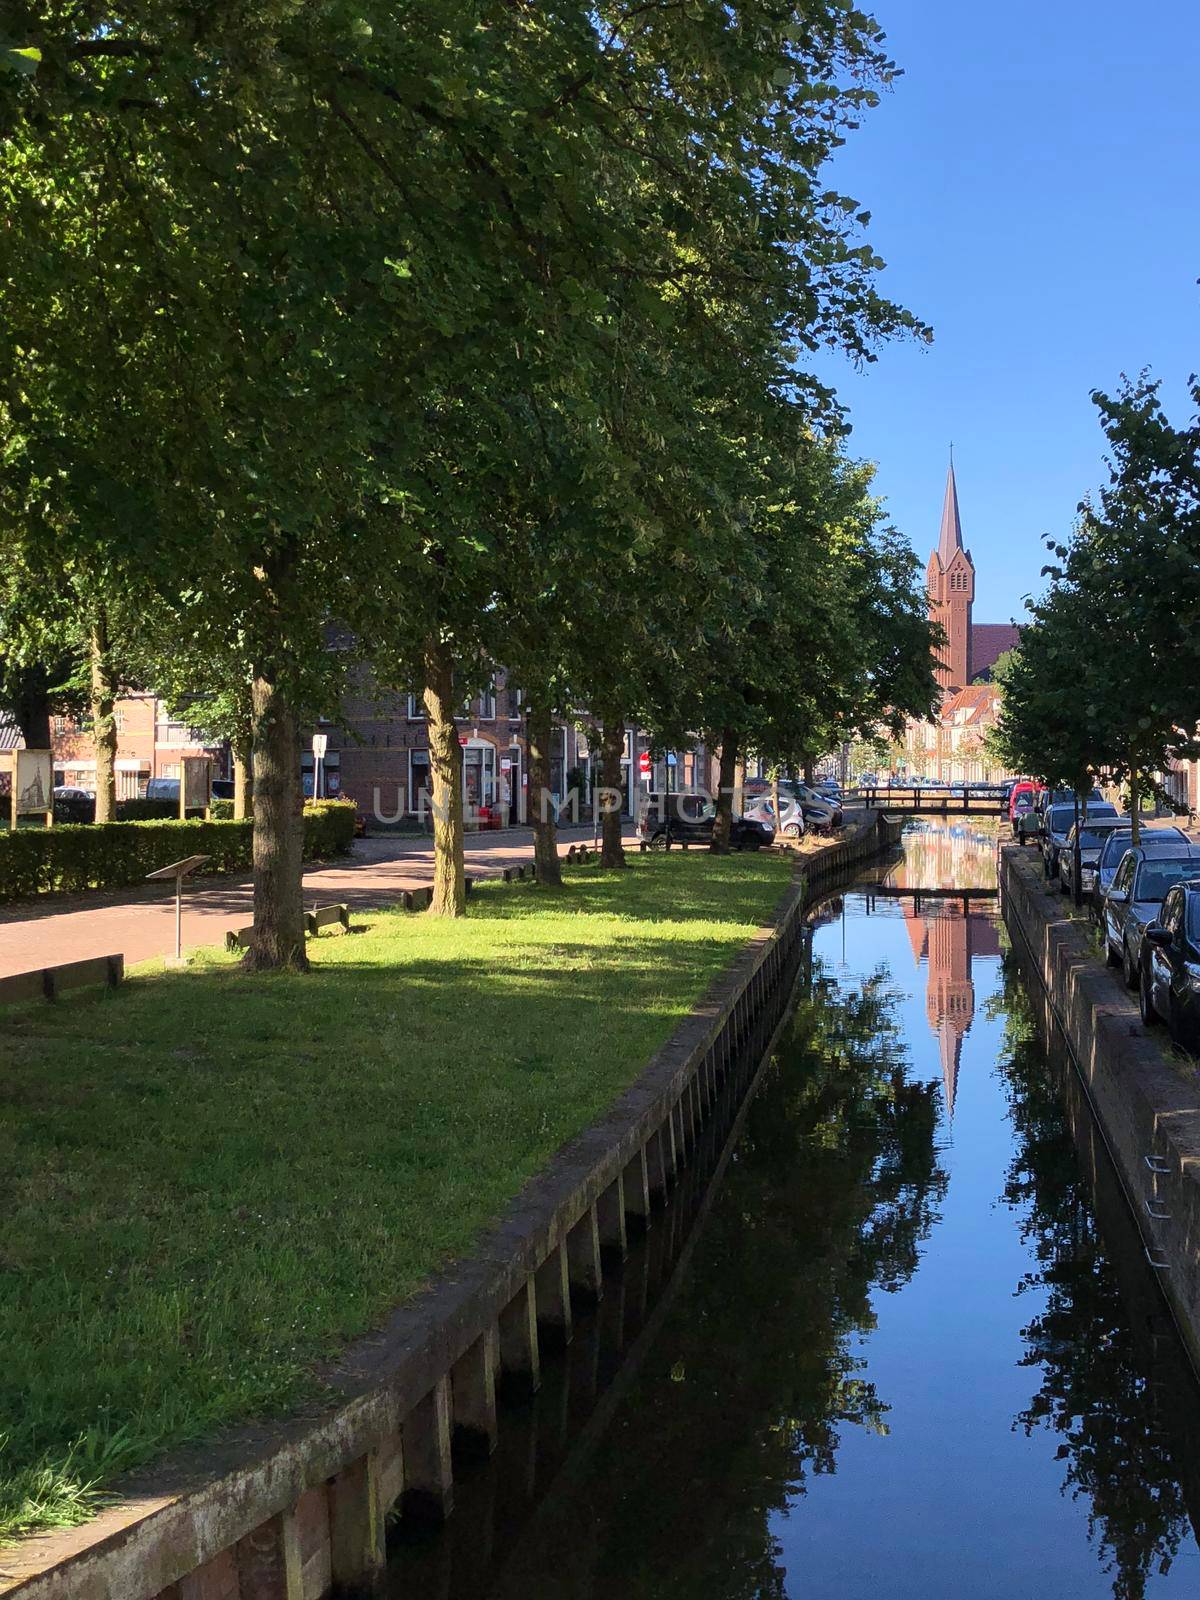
[{"xmin": 845, "ymin": 785, "xmax": 1008, "ymax": 814}]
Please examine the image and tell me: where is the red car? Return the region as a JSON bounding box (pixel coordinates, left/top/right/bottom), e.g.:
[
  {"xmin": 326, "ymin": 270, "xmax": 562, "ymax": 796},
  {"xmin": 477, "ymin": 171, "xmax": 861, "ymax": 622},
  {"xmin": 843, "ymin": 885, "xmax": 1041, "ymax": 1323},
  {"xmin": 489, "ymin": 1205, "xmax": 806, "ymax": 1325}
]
[{"xmin": 1008, "ymin": 780, "xmax": 1043, "ymax": 837}]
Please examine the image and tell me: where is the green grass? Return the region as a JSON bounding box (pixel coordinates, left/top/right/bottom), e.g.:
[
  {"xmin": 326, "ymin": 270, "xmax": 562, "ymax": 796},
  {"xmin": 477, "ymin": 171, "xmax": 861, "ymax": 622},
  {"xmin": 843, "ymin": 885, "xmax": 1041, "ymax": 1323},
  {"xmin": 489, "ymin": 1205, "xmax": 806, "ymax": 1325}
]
[{"xmin": 0, "ymin": 851, "xmax": 791, "ymax": 1544}]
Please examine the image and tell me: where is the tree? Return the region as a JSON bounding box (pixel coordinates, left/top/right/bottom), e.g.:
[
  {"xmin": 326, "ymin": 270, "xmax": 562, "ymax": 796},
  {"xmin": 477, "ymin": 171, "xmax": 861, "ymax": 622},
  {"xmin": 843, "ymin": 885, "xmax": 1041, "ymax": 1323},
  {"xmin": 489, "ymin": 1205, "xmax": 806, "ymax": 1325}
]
[{"xmin": 989, "ymin": 376, "xmax": 1200, "ymax": 849}]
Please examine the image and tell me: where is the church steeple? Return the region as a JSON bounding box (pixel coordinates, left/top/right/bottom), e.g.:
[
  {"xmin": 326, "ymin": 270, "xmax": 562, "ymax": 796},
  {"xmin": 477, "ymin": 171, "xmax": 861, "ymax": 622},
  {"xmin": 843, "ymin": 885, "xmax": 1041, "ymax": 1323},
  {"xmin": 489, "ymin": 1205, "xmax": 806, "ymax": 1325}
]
[
  {"xmin": 926, "ymin": 460, "xmax": 975, "ymax": 691},
  {"xmin": 937, "ymin": 461, "xmax": 964, "ymax": 567}
]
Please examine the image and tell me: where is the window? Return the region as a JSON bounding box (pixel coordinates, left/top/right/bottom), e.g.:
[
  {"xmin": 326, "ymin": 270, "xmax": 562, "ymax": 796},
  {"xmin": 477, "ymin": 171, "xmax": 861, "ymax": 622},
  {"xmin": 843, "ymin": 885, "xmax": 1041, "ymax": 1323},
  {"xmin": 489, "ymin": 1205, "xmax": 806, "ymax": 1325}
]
[
  {"xmin": 509, "ymin": 688, "xmax": 524, "ymax": 721},
  {"xmin": 409, "ymin": 748, "xmax": 431, "ymax": 812},
  {"xmin": 52, "ymin": 716, "xmax": 67, "ymax": 736},
  {"xmin": 406, "ymin": 694, "xmax": 423, "ymax": 721},
  {"xmin": 478, "ymin": 679, "xmax": 496, "ymax": 720}
]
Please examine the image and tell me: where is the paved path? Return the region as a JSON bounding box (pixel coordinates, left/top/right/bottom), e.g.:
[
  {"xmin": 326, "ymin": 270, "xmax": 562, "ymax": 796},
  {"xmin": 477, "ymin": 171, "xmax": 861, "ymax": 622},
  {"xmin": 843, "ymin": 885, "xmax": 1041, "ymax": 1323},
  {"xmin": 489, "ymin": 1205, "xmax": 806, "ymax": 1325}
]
[{"xmin": 0, "ymin": 825, "xmax": 630, "ymax": 979}]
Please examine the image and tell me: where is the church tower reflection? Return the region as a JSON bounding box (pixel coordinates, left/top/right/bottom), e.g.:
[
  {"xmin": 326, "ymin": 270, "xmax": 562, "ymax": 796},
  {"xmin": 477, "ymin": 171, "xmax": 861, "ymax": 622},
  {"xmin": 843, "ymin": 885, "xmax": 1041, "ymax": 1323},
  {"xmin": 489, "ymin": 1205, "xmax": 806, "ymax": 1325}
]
[{"xmin": 890, "ymin": 823, "xmax": 1000, "ymax": 1117}]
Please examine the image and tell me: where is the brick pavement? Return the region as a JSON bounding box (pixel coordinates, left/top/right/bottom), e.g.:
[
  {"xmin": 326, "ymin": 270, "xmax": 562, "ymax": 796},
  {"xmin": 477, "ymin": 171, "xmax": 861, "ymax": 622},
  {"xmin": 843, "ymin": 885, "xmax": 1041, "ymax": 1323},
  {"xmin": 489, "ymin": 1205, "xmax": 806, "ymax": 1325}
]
[{"xmin": 0, "ymin": 824, "xmax": 627, "ymax": 979}]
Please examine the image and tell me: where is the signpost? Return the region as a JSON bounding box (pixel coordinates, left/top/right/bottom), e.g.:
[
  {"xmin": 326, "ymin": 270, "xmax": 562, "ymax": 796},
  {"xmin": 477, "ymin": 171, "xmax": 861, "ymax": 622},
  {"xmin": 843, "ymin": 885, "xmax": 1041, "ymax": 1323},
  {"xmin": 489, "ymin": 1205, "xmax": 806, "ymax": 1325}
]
[
  {"xmin": 180, "ymin": 755, "xmax": 212, "ymax": 819},
  {"xmin": 145, "ymin": 854, "xmax": 211, "ymax": 967},
  {"xmin": 638, "ymin": 751, "xmax": 652, "ymax": 781},
  {"xmin": 7, "ymin": 749, "xmax": 54, "ymax": 831},
  {"xmin": 312, "ymin": 732, "xmax": 328, "ymax": 800}
]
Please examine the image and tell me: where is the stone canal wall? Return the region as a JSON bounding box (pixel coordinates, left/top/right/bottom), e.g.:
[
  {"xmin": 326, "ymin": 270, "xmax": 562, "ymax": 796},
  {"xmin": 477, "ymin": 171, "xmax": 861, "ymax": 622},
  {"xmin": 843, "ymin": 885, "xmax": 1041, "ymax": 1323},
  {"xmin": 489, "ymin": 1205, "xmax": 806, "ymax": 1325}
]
[
  {"xmin": 0, "ymin": 811, "xmax": 898, "ymax": 1600},
  {"xmin": 1000, "ymin": 843, "xmax": 1200, "ymax": 1376}
]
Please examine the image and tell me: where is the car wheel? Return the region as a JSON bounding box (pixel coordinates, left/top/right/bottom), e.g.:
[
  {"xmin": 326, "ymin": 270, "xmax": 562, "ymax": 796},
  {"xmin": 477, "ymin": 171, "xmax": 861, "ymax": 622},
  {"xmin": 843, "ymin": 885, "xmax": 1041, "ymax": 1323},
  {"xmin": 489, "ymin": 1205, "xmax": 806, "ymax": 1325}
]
[
  {"xmin": 648, "ymin": 834, "xmax": 668, "ymax": 852},
  {"xmin": 1140, "ymin": 967, "xmax": 1158, "ymax": 1026},
  {"xmin": 783, "ymin": 822, "xmax": 801, "ymax": 838},
  {"xmin": 1122, "ymin": 942, "xmax": 1137, "ymax": 990}
]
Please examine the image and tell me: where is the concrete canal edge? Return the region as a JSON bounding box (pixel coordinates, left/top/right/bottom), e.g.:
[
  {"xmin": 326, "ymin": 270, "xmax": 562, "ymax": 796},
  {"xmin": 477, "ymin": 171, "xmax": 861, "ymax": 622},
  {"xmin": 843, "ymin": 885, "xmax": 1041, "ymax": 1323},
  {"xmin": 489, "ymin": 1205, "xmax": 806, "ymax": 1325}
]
[
  {"xmin": 1000, "ymin": 843, "xmax": 1200, "ymax": 1377},
  {"xmin": 0, "ymin": 811, "xmax": 900, "ymax": 1600}
]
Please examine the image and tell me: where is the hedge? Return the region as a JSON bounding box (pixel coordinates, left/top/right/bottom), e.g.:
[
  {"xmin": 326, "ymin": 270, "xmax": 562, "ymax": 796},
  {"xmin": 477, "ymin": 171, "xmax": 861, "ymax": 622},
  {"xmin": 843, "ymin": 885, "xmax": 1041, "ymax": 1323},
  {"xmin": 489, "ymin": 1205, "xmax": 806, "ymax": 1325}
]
[{"xmin": 0, "ymin": 801, "xmax": 357, "ymax": 902}]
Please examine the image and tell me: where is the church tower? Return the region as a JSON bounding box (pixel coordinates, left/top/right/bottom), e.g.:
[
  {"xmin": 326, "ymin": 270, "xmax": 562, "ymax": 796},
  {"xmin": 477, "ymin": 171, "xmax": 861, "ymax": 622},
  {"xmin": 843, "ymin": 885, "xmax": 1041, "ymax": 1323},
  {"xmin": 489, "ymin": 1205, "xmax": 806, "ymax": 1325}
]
[{"xmin": 926, "ymin": 462, "xmax": 975, "ymax": 691}]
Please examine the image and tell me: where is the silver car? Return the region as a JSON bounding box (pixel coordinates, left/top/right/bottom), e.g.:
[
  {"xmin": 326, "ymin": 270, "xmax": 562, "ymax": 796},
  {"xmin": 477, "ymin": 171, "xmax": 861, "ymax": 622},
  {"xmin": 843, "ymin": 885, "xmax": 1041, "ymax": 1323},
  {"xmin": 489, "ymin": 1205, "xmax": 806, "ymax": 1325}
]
[
  {"xmin": 1103, "ymin": 848, "xmax": 1200, "ymax": 989},
  {"xmin": 743, "ymin": 793, "xmax": 806, "ymax": 839}
]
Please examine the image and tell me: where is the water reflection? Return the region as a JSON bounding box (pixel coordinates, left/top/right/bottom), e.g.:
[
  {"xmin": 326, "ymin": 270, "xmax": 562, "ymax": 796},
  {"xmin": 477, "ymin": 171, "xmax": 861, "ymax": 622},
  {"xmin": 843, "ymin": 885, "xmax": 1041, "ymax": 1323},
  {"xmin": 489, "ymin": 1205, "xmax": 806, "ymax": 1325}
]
[
  {"xmin": 996, "ymin": 973, "xmax": 1200, "ymax": 1599},
  {"xmin": 390, "ymin": 821, "xmax": 1200, "ymax": 1599}
]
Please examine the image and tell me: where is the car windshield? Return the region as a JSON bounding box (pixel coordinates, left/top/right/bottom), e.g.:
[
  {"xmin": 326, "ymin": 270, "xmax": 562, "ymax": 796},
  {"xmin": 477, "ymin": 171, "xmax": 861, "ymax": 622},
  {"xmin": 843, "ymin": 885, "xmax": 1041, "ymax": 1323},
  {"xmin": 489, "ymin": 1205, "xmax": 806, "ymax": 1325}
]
[
  {"xmin": 1047, "ymin": 807, "xmax": 1076, "ymax": 832},
  {"xmin": 1099, "ymin": 831, "xmax": 1134, "ymax": 867},
  {"xmin": 1135, "ymin": 860, "xmax": 1200, "ymax": 902},
  {"xmin": 1078, "ymin": 826, "xmax": 1121, "ymax": 850}
]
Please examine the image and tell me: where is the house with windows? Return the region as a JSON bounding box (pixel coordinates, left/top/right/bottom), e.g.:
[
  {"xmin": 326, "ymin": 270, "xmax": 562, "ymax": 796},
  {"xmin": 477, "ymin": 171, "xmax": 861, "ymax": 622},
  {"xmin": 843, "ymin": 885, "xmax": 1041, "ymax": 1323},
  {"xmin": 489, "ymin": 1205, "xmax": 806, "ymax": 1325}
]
[
  {"xmin": 324, "ymin": 668, "xmax": 714, "ymax": 826},
  {"xmin": 50, "ymin": 694, "xmax": 227, "ymax": 797}
]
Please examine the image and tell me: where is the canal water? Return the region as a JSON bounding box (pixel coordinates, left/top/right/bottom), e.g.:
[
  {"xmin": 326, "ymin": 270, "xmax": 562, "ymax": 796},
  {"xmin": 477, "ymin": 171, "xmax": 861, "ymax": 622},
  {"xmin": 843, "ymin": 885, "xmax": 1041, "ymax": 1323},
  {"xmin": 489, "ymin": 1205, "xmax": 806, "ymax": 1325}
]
[{"xmin": 390, "ymin": 819, "xmax": 1200, "ymax": 1599}]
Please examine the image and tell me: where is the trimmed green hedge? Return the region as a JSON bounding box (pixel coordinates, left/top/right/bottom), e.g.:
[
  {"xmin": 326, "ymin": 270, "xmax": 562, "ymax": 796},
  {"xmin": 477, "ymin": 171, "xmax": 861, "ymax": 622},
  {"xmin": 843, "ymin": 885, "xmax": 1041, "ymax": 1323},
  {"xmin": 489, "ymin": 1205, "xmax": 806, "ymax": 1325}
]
[{"xmin": 0, "ymin": 801, "xmax": 357, "ymax": 902}]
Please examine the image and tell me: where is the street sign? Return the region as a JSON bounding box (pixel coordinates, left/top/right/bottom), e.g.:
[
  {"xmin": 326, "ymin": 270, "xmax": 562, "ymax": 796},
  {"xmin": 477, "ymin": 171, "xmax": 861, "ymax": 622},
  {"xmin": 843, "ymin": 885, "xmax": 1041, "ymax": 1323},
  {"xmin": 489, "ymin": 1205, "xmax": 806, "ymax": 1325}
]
[
  {"xmin": 459, "ymin": 735, "xmax": 469, "ymax": 747},
  {"xmin": 500, "ymin": 757, "xmax": 512, "ymax": 771},
  {"xmin": 666, "ymin": 752, "xmax": 677, "ymax": 767},
  {"xmin": 312, "ymin": 733, "xmax": 328, "ymax": 759},
  {"xmin": 638, "ymin": 752, "xmax": 651, "ymax": 775}
]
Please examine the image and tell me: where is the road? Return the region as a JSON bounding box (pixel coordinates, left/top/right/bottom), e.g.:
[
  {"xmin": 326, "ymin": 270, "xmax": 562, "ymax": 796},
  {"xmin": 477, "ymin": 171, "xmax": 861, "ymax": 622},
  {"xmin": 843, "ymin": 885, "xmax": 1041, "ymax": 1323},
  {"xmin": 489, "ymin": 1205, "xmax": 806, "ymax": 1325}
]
[{"xmin": 0, "ymin": 824, "xmax": 627, "ymax": 980}]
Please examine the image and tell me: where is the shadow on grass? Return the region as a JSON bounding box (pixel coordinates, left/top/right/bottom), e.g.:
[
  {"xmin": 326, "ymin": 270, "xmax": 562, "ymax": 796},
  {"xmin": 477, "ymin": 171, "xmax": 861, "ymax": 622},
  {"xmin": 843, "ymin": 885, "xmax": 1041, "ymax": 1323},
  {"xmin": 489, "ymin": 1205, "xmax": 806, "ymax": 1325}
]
[{"xmin": 0, "ymin": 852, "xmax": 790, "ymax": 1545}]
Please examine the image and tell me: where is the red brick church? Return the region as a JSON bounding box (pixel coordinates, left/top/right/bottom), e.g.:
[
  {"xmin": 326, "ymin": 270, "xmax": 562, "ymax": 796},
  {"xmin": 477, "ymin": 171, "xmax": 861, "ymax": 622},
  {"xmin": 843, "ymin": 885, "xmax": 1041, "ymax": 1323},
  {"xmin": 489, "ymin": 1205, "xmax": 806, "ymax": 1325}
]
[{"xmin": 903, "ymin": 463, "xmax": 1020, "ymax": 782}]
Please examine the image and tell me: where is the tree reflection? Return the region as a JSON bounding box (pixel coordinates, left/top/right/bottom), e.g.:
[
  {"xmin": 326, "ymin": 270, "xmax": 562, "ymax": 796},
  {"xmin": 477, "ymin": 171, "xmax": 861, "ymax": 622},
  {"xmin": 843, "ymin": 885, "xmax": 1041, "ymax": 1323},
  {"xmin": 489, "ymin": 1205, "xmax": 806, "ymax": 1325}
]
[
  {"xmin": 996, "ymin": 968, "xmax": 1196, "ymax": 1600},
  {"xmin": 480, "ymin": 961, "xmax": 948, "ymax": 1600}
]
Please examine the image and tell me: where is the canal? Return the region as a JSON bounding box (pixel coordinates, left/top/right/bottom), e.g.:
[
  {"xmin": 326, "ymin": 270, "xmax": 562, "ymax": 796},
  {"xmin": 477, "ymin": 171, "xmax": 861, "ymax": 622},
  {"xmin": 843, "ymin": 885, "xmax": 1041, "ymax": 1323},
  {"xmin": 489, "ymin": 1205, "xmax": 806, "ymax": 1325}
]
[{"xmin": 390, "ymin": 819, "xmax": 1200, "ymax": 1599}]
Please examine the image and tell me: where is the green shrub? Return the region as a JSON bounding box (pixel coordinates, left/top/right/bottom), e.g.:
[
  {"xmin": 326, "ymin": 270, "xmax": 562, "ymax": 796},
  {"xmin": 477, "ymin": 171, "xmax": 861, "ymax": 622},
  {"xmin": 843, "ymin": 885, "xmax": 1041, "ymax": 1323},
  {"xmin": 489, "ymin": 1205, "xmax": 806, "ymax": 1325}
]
[
  {"xmin": 114, "ymin": 798, "xmax": 178, "ymax": 821},
  {"xmin": 0, "ymin": 800, "xmax": 358, "ymax": 902}
]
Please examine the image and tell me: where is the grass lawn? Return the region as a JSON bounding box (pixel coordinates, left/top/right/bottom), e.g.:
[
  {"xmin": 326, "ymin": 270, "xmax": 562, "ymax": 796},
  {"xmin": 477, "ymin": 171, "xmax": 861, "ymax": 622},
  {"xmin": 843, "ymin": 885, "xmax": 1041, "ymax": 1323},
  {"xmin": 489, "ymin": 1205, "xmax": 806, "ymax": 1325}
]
[{"xmin": 0, "ymin": 850, "xmax": 792, "ymax": 1544}]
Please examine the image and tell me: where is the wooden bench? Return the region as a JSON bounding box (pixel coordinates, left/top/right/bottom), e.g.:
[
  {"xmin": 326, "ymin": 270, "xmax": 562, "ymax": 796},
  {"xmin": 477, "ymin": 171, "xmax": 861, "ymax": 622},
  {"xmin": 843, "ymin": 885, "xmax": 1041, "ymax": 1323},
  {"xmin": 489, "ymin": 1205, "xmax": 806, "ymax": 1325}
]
[
  {"xmin": 305, "ymin": 903, "xmax": 351, "ymax": 938},
  {"xmin": 0, "ymin": 953, "xmax": 123, "ymax": 1005}
]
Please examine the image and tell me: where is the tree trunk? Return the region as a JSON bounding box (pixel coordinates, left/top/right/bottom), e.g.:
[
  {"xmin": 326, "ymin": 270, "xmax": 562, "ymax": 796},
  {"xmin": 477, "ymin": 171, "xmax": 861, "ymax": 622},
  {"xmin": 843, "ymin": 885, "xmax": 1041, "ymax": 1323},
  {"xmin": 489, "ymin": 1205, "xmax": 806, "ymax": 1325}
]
[
  {"xmin": 246, "ymin": 672, "xmax": 308, "ymax": 970},
  {"xmin": 770, "ymin": 768, "xmax": 782, "ymax": 844},
  {"xmin": 89, "ymin": 612, "xmax": 118, "ymax": 823},
  {"xmin": 803, "ymin": 756, "xmax": 815, "ymax": 785},
  {"xmin": 598, "ymin": 713, "xmax": 626, "ymax": 869},
  {"xmin": 12, "ymin": 662, "xmax": 53, "ymax": 750},
  {"xmin": 233, "ymin": 739, "xmax": 253, "ymax": 820},
  {"xmin": 711, "ymin": 727, "xmax": 738, "ymax": 853},
  {"xmin": 527, "ymin": 700, "xmax": 564, "ymax": 887},
  {"xmin": 1129, "ymin": 767, "xmax": 1141, "ymax": 846},
  {"xmin": 423, "ymin": 639, "xmax": 466, "ymax": 915}
]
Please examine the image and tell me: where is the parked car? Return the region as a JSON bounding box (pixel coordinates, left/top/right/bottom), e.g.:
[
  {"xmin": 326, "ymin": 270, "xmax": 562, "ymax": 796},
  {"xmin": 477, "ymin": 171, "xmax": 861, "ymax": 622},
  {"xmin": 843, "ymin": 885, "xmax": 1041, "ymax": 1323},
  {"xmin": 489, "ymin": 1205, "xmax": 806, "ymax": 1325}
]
[
  {"xmin": 743, "ymin": 793, "xmax": 806, "ymax": 839},
  {"xmin": 745, "ymin": 780, "xmax": 841, "ymax": 832},
  {"xmin": 1008, "ymin": 780, "xmax": 1043, "ymax": 833},
  {"xmin": 1036, "ymin": 785, "xmax": 1104, "ymax": 818},
  {"xmin": 52, "ymin": 785, "xmax": 95, "ymax": 824},
  {"xmin": 1102, "ymin": 847, "xmax": 1200, "ymax": 989},
  {"xmin": 1140, "ymin": 881, "xmax": 1200, "ymax": 1048},
  {"xmin": 637, "ymin": 791, "xmax": 773, "ymax": 851},
  {"xmin": 212, "ymin": 777, "xmax": 236, "ymax": 801},
  {"xmin": 1041, "ymin": 801, "xmax": 1118, "ymax": 879},
  {"xmin": 787, "ymin": 781, "xmax": 843, "ymax": 830},
  {"xmin": 1012, "ymin": 789, "xmax": 1040, "ymax": 841},
  {"xmin": 144, "ymin": 777, "xmax": 181, "ymax": 802},
  {"xmin": 1090, "ymin": 825, "xmax": 1189, "ymax": 917},
  {"xmin": 1059, "ymin": 817, "xmax": 1134, "ymax": 897}
]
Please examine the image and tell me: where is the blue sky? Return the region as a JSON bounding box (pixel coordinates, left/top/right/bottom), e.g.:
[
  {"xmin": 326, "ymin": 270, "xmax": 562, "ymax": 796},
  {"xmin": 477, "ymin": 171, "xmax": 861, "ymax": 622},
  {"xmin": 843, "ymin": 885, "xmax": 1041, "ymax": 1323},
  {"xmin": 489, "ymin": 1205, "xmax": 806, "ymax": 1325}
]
[{"xmin": 813, "ymin": 0, "xmax": 1200, "ymax": 626}]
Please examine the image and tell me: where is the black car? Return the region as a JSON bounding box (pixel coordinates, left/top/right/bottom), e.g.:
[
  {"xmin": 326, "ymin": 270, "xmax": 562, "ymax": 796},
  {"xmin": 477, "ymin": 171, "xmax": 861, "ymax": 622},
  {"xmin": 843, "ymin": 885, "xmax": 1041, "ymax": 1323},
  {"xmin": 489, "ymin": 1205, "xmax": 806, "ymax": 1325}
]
[
  {"xmin": 1041, "ymin": 801, "xmax": 1117, "ymax": 879},
  {"xmin": 52, "ymin": 785, "xmax": 95, "ymax": 824},
  {"xmin": 638, "ymin": 792, "xmax": 774, "ymax": 851},
  {"xmin": 1141, "ymin": 881, "xmax": 1200, "ymax": 1050}
]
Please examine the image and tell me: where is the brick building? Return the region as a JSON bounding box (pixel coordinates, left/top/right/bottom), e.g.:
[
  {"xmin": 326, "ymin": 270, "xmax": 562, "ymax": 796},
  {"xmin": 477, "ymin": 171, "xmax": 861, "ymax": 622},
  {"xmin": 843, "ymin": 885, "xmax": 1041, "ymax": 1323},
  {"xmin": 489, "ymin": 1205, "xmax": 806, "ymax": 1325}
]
[
  {"xmin": 51, "ymin": 694, "xmax": 226, "ymax": 798},
  {"xmin": 325, "ymin": 670, "xmax": 714, "ymax": 826}
]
